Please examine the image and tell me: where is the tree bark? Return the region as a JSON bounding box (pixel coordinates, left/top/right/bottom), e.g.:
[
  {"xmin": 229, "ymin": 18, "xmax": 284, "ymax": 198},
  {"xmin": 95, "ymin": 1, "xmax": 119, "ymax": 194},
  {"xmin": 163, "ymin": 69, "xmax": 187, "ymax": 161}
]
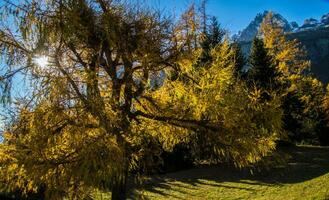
[
  {"xmin": 111, "ymin": 116, "xmax": 130, "ymax": 200},
  {"xmin": 111, "ymin": 169, "xmax": 128, "ymax": 200}
]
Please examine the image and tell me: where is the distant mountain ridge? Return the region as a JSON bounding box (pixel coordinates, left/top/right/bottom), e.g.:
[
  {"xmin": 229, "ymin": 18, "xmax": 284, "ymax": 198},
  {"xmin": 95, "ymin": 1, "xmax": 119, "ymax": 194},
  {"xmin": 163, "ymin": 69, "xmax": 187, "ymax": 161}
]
[
  {"xmin": 236, "ymin": 11, "xmax": 329, "ymax": 42},
  {"xmin": 237, "ymin": 11, "xmax": 329, "ymax": 83}
]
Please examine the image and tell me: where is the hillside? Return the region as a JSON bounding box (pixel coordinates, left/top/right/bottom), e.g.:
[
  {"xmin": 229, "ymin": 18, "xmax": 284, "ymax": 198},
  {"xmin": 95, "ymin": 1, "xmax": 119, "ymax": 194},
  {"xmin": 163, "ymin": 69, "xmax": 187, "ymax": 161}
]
[{"xmin": 287, "ymin": 28, "xmax": 329, "ymax": 83}]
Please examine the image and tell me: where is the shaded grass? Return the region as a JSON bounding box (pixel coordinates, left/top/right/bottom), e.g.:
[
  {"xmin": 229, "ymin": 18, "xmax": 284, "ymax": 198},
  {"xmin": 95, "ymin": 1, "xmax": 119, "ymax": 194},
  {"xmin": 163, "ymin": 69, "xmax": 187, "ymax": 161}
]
[
  {"xmin": 2, "ymin": 146, "xmax": 329, "ymax": 199},
  {"xmin": 131, "ymin": 146, "xmax": 329, "ymax": 200}
]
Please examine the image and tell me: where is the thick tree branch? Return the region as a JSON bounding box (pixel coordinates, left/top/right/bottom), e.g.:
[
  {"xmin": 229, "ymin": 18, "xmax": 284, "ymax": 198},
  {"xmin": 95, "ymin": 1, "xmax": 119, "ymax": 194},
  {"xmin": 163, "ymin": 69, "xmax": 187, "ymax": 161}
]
[
  {"xmin": 95, "ymin": 0, "xmax": 110, "ymax": 12},
  {"xmin": 66, "ymin": 42, "xmax": 88, "ymax": 69},
  {"xmin": 134, "ymin": 110, "xmax": 221, "ymax": 132}
]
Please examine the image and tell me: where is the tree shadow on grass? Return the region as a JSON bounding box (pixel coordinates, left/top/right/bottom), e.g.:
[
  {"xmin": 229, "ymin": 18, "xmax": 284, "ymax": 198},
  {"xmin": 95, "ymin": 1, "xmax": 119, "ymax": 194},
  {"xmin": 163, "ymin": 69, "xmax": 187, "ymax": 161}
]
[{"xmin": 129, "ymin": 146, "xmax": 329, "ymax": 199}]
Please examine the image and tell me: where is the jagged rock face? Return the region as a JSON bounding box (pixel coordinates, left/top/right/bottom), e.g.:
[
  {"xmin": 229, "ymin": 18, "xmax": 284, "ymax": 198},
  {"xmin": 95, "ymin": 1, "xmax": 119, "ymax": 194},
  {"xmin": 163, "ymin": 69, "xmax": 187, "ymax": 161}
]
[
  {"xmin": 237, "ymin": 11, "xmax": 293, "ymax": 42},
  {"xmin": 238, "ymin": 12, "xmax": 329, "ymax": 83},
  {"xmin": 321, "ymin": 13, "xmax": 329, "ymax": 25},
  {"xmin": 290, "ymin": 21, "xmax": 299, "ymax": 30},
  {"xmin": 304, "ymin": 18, "xmax": 318, "ymax": 25},
  {"xmin": 300, "ymin": 18, "xmax": 319, "ymax": 30}
]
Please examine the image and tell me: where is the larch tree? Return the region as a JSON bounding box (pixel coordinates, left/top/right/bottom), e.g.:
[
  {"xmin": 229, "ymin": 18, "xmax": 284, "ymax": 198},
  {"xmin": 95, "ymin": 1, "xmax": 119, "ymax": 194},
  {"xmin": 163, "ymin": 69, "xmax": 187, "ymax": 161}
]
[
  {"xmin": 319, "ymin": 84, "xmax": 329, "ymax": 145},
  {"xmin": 175, "ymin": 3, "xmax": 201, "ymax": 53},
  {"xmin": 0, "ymin": 0, "xmax": 180, "ymax": 199},
  {"xmin": 0, "ymin": 1, "xmax": 283, "ymax": 200},
  {"xmin": 323, "ymin": 85, "xmax": 329, "ymax": 121},
  {"xmin": 260, "ymin": 12, "xmax": 310, "ymax": 86},
  {"xmin": 151, "ymin": 39, "xmax": 283, "ymax": 166},
  {"xmin": 260, "ymin": 12, "xmax": 326, "ymax": 143}
]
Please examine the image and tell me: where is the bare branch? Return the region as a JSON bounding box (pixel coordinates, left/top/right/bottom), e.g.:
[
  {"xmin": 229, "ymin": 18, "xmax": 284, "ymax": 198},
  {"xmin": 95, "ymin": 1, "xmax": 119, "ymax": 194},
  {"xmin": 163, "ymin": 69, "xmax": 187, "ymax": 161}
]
[
  {"xmin": 53, "ymin": 55, "xmax": 88, "ymax": 107},
  {"xmin": 0, "ymin": 66, "xmax": 29, "ymax": 81}
]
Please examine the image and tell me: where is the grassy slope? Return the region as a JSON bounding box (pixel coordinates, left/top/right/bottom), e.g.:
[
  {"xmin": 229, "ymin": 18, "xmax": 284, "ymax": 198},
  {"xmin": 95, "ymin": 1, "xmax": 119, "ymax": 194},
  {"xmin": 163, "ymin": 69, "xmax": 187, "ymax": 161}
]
[
  {"xmin": 92, "ymin": 146, "xmax": 329, "ymax": 199},
  {"xmin": 127, "ymin": 146, "xmax": 329, "ymax": 200}
]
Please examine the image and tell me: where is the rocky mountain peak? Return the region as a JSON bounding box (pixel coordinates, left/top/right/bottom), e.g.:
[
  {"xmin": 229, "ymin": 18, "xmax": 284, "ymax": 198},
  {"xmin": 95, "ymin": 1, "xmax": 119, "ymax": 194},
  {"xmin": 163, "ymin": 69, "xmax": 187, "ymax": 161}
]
[
  {"xmin": 237, "ymin": 11, "xmax": 329, "ymax": 42},
  {"xmin": 236, "ymin": 11, "xmax": 292, "ymax": 42},
  {"xmin": 290, "ymin": 21, "xmax": 299, "ymax": 29},
  {"xmin": 321, "ymin": 13, "xmax": 329, "ymax": 25},
  {"xmin": 300, "ymin": 18, "xmax": 319, "ymax": 30}
]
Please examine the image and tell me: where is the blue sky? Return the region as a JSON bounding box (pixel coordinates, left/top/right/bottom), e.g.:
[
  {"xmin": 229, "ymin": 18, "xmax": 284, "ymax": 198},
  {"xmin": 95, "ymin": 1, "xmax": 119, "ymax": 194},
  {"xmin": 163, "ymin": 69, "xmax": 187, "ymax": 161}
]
[
  {"xmin": 3, "ymin": 0, "xmax": 329, "ymax": 34},
  {"xmin": 150, "ymin": 0, "xmax": 329, "ymax": 34}
]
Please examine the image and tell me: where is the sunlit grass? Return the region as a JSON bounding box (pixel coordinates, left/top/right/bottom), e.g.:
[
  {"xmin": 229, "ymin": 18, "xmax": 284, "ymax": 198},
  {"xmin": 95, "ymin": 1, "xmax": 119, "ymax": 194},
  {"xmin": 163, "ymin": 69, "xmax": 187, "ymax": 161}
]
[
  {"xmin": 93, "ymin": 146, "xmax": 329, "ymax": 200},
  {"xmin": 138, "ymin": 171, "xmax": 329, "ymax": 200}
]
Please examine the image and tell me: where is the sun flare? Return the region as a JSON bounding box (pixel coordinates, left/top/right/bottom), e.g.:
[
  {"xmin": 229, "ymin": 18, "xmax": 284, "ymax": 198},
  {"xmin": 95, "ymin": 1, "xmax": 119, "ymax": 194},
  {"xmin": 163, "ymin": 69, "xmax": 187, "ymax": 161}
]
[{"xmin": 33, "ymin": 55, "xmax": 49, "ymax": 68}]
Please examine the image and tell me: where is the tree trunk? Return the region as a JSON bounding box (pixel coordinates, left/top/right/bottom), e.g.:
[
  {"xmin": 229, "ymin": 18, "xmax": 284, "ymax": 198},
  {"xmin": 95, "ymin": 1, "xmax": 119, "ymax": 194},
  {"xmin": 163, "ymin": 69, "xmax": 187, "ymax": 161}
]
[
  {"xmin": 111, "ymin": 120, "xmax": 130, "ymax": 200},
  {"xmin": 111, "ymin": 172, "xmax": 128, "ymax": 200}
]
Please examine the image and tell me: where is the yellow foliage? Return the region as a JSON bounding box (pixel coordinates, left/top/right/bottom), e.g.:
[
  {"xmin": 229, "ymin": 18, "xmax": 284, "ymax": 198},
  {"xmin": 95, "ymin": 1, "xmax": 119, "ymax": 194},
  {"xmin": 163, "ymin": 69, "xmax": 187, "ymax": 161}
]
[
  {"xmin": 137, "ymin": 40, "xmax": 283, "ymax": 167},
  {"xmin": 323, "ymin": 85, "xmax": 329, "ymax": 121},
  {"xmin": 0, "ymin": 4, "xmax": 284, "ymax": 200},
  {"xmin": 0, "ymin": 102, "xmax": 124, "ymax": 199},
  {"xmin": 260, "ymin": 12, "xmax": 310, "ymax": 87}
]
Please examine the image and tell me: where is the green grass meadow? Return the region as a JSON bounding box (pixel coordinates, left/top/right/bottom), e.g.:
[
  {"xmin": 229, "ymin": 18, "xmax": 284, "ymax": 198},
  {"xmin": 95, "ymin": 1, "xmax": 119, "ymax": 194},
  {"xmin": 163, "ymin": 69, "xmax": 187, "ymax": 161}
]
[{"xmin": 92, "ymin": 146, "xmax": 329, "ymax": 200}]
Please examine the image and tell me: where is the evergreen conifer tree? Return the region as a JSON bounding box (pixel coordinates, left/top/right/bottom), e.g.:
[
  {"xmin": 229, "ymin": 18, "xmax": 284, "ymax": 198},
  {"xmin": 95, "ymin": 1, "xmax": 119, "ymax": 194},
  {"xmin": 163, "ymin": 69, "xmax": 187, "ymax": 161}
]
[
  {"xmin": 248, "ymin": 37, "xmax": 278, "ymax": 91},
  {"xmin": 231, "ymin": 42, "xmax": 246, "ymax": 78},
  {"xmin": 196, "ymin": 16, "xmax": 224, "ymax": 67}
]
